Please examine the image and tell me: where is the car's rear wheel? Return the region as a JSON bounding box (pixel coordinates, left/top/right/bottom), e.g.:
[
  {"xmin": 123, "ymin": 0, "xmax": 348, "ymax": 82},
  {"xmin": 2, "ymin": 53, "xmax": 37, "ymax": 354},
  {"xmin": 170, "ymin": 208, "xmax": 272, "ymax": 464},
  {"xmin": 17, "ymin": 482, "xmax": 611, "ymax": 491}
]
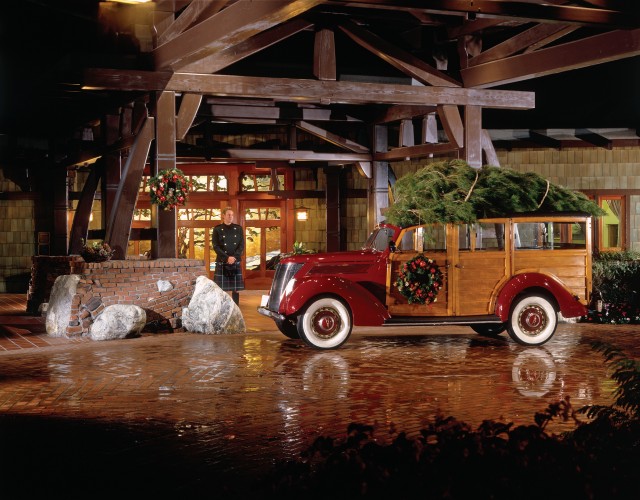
[
  {"xmin": 471, "ymin": 324, "xmax": 506, "ymax": 336},
  {"xmin": 507, "ymin": 293, "xmax": 557, "ymax": 345},
  {"xmin": 275, "ymin": 317, "xmax": 299, "ymax": 339},
  {"xmin": 297, "ymin": 297, "xmax": 352, "ymax": 349}
]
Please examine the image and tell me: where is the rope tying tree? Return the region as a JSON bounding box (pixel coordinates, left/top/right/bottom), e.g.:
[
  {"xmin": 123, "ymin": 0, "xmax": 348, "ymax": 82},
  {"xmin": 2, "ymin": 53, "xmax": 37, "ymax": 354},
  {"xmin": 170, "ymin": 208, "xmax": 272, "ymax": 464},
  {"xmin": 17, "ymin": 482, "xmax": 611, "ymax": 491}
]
[{"xmin": 385, "ymin": 160, "xmax": 604, "ymax": 227}]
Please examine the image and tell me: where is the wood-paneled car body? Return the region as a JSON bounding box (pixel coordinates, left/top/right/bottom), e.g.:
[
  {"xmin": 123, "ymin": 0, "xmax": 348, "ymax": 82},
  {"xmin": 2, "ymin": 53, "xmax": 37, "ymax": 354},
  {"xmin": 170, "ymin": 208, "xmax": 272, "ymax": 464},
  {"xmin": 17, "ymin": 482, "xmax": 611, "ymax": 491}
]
[{"xmin": 258, "ymin": 213, "xmax": 592, "ymax": 349}]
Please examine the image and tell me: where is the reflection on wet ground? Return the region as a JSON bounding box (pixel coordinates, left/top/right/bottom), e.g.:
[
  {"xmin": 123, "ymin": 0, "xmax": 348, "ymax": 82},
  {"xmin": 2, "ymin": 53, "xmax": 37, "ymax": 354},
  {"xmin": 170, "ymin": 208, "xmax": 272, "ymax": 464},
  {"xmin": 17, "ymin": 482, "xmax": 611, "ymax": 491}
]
[{"xmin": 1, "ymin": 323, "xmax": 638, "ymax": 496}]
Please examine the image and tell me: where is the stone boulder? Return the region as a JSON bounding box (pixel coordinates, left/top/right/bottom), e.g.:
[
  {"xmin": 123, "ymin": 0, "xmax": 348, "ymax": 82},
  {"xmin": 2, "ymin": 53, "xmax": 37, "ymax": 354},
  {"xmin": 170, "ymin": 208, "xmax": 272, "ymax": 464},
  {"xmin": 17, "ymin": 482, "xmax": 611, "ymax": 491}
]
[
  {"xmin": 46, "ymin": 274, "xmax": 81, "ymax": 337},
  {"xmin": 182, "ymin": 276, "xmax": 246, "ymax": 334},
  {"xmin": 88, "ymin": 304, "xmax": 146, "ymax": 341}
]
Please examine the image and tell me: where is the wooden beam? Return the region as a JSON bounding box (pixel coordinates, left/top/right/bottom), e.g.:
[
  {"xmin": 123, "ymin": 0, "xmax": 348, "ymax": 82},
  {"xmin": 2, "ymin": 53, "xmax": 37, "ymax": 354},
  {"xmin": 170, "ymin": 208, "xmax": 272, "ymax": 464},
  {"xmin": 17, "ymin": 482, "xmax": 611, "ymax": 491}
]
[
  {"xmin": 575, "ymin": 129, "xmax": 613, "ymax": 149},
  {"xmin": 176, "ymin": 93, "xmax": 202, "ymax": 140},
  {"xmin": 105, "ymin": 117, "xmax": 155, "ymax": 257},
  {"xmin": 462, "ymin": 28, "xmax": 640, "ymax": 88},
  {"xmin": 180, "ymin": 17, "xmax": 313, "ymax": 73},
  {"xmin": 85, "ymin": 69, "xmax": 535, "ymax": 109},
  {"xmin": 468, "ymin": 23, "xmax": 576, "ymax": 67},
  {"xmin": 314, "ymin": 28, "xmax": 337, "ymax": 81},
  {"xmin": 438, "ymin": 105, "xmax": 464, "ymax": 148},
  {"xmin": 157, "ymin": 0, "xmax": 229, "ymax": 46},
  {"xmin": 529, "ymin": 130, "xmax": 562, "ymax": 149},
  {"xmin": 188, "ymin": 148, "xmax": 370, "ymax": 162},
  {"xmin": 327, "ymin": 0, "xmax": 639, "ymax": 27},
  {"xmin": 338, "ymin": 20, "xmax": 460, "ymax": 87},
  {"xmin": 481, "ymin": 129, "xmax": 500, "ymax": 167},
  {"xmin": 464, "ymin": 105, "xmax": 482, "ymax": 168},
  {"xmin": 374, "ymin": 142, "xmax": 459, "ymax": 161},
  {"xmin": 69, "ymin": 161, "xmax": 102, "ymax": 254},
  {"xmin": 207, "ymin": 103, "xmax": 361, "ymax": 122},
  {"xmin": 374, "ymin": 105, "xmax": 437, "ymax": 124},
  {"xmin": 166, "ymin": 73, "xmax": 534, "ymax": 109},
  {"xmin": 153, "ymin": 0, "xmax": 323, "ymax": 71},
  {"xmin": 296, "ymin": 121, "xmax": 370, "ymax": 153}
]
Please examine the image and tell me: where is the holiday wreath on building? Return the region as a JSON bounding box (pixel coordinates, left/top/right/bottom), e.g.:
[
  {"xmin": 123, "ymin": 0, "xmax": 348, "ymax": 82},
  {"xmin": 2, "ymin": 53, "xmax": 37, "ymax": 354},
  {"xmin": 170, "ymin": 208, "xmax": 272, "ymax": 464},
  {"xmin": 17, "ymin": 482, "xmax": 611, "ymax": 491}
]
[
  {"xmin": 148, "ymin": 168, "xmax": 194, "ymax": 210},
  {"xmin": 385, "ymin": 160, "xmax": 604, "ymax": 304}
]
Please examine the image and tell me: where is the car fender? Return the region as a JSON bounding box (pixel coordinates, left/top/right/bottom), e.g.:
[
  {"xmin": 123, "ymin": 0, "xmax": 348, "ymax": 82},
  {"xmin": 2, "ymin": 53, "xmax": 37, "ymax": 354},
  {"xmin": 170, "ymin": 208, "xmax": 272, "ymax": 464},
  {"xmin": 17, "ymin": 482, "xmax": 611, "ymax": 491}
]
[
  {"xmin": 282, "ymin": 276, "xmax": 390, "ymax": 326},
  {"xmin": 494, "ymin": 272, "xmax": 587, "ymax": 321}
]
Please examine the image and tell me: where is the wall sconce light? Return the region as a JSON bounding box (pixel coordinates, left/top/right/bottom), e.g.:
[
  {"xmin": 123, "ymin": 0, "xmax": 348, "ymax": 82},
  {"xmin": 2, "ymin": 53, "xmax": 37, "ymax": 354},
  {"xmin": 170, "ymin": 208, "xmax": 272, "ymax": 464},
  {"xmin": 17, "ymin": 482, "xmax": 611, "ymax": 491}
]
[{"xmin": 295, "ymin": 206, "xmax": 309, "ymax": 222}]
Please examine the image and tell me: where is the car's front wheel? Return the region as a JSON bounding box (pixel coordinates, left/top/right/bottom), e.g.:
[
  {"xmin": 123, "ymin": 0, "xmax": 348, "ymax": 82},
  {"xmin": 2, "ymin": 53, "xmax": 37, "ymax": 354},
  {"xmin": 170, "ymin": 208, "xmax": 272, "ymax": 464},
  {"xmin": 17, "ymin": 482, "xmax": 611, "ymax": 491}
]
[
  {"xmin": 297, "ymin": 296, "xmax": 352, "ymax": 349},
  {"xmin": 275, "ymin": 317, "xmax": 299, "ymax": 339},
  {"xmin": 507, "ymin": 293, "xmax": 557, "ymax": 346}
]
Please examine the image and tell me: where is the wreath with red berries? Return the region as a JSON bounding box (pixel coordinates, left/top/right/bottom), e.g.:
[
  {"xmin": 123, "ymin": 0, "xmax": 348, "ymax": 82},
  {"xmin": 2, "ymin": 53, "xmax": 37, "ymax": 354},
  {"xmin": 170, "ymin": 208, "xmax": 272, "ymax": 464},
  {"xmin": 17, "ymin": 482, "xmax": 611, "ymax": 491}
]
[
  {"xmin": 148, "ymin": 168, "xmax": 194, "ymax": 210},
  {"xmin": 395, "ymin": 253, "xmax": 443, "ymax": 305}
]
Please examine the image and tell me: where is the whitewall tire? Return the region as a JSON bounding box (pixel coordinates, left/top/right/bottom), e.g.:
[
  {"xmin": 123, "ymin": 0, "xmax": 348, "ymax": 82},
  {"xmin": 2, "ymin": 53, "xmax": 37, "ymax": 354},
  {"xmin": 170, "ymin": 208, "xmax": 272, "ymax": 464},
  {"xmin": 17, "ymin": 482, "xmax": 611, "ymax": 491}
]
[
  {"xmin": 507, "ymin": 293, "xmax": 558, "ymax": 346},
  {"xmin": 297, "ymin": 297, "xmax": 352, "ymax": 349}
]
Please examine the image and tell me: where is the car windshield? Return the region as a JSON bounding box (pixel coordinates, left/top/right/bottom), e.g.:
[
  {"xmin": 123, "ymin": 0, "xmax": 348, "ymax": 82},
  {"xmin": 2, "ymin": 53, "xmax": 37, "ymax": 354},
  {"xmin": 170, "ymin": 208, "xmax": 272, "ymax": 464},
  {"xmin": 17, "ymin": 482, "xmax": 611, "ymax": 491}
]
[{"xmin": 363, "ymin": 227, "xmax": 395, "ymax": 251}]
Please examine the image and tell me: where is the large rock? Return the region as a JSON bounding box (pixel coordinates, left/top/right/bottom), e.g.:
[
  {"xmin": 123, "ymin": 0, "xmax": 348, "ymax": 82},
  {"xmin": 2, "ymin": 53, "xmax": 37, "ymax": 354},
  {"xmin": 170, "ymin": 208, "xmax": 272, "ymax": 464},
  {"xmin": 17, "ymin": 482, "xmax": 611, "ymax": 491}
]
[
  {"xmin": 88, "ymin": 304, "xmax": 146, "ymax": 341},
  {"xmin": 46, "ymin": 274, "xmax": 81, "ymax": 337},
  {"xmin": 182, "ymin": 276, "xmax": 245, "ymax": 334}
]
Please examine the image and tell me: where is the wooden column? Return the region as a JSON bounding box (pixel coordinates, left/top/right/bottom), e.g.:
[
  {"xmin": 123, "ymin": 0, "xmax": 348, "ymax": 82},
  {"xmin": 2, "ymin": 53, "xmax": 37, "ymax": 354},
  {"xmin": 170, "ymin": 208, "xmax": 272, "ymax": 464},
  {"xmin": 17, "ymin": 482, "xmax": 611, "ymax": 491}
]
[
  {"xmin": 69, "ymin": 159, "xmax": 102, "ymax": 254},
  {"xmin": 371, "ymin": 125, "xmax": 389, "ymax": 228},
  {"xmin": 52, "ymin": 167, "xmax": 69, "ymax": 255},
  {"xmin": 313, "ymin": 28, "xmax": 336, "ymax": 81},
  {"xmin": 103, "ymin": 113, "xmax": 121, "ymax": 228},
  {"xmin": 324, "ymin": 165, "xmax": 341, "ymax": 252},
  {"xmin": 464, "ymin": 105, "xmax": 483, "ymax": 168},
  {"xmin": 153, "ymin": 91, "xmax": 177, "ymax": 258}
]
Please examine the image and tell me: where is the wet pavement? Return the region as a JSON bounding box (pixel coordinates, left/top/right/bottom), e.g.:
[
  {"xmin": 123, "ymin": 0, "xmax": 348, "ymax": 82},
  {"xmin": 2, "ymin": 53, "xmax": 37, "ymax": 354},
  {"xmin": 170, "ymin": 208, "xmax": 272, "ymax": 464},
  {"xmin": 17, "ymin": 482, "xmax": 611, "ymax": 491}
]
[{"xmin": 1, "ymin": 292, "xmax": 639, "ymax": 497}]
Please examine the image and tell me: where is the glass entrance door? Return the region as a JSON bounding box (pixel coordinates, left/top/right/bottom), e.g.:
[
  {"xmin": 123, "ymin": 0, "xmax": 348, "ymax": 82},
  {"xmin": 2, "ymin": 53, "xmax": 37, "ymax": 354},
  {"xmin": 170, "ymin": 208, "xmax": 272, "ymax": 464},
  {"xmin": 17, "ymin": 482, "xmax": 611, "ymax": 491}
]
[{"xmin": 243, "ymin": 203, "xmax": 285, "ymax": 289}]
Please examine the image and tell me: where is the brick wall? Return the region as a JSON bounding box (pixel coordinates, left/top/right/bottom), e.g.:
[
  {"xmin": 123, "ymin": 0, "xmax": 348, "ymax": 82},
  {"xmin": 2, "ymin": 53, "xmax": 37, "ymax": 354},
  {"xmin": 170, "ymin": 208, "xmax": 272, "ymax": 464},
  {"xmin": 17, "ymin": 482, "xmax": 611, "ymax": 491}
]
[{"xmin": 29, "ymin": 257, "xmax": 206, "ymax": 336}]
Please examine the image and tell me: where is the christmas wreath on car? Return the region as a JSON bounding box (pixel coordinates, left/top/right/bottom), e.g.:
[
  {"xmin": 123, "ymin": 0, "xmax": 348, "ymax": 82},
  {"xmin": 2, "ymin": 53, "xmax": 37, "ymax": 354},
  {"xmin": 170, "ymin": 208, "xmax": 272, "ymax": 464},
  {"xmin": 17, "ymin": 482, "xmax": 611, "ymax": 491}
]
[
  {"xmin": 148, "ymin": 168, "xmax": 194, "ymax": 210},
  {"xmin": 395, "ymin": 254, "xmax": 443, "ymax": 305}
]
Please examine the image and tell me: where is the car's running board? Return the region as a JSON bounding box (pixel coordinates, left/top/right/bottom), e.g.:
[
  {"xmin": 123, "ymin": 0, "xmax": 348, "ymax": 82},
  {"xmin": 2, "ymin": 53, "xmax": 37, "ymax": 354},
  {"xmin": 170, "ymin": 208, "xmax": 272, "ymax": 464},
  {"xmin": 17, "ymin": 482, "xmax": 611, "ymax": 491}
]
[{"xmin": 383, "ymin": 315, "xmax": 502, "ymax": 327}]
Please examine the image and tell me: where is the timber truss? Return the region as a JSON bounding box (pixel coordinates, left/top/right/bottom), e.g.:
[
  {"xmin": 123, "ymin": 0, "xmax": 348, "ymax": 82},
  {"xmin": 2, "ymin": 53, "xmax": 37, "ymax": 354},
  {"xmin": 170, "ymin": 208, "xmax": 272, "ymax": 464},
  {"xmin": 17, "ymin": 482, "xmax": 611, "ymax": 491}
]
[{"xmin": 58, "ymin": 0, "xmax": 640, "ymax": 257}]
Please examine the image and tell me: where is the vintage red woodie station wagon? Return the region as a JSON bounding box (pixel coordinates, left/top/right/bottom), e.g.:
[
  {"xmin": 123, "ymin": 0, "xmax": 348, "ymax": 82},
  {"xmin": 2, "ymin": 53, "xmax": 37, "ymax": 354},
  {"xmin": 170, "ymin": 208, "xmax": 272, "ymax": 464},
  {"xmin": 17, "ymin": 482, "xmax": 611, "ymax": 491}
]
[{"xmin": 258, "ymin": 213, "xmax": 593, "ymax": 350}]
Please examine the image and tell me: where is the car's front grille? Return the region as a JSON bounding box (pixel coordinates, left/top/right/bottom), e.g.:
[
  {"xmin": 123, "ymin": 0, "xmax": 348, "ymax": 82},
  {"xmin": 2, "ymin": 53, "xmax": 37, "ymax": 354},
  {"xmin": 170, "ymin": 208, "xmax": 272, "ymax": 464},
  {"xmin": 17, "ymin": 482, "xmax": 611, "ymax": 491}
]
[{"xmin": 267, "ymin": 262, "xmax": 303, "ymax": 312}]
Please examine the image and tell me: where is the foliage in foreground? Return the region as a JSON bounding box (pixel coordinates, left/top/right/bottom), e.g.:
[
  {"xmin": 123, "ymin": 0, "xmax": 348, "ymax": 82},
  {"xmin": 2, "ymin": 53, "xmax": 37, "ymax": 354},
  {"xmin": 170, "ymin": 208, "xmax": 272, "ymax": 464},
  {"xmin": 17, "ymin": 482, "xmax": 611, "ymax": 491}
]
[
  {"xmin": 384, "ymin": 160, "xmax": 604, "ymax": 227},
  {"xmin": 257, "ymin": 343, "xmax": 639, "ymax": 499}
]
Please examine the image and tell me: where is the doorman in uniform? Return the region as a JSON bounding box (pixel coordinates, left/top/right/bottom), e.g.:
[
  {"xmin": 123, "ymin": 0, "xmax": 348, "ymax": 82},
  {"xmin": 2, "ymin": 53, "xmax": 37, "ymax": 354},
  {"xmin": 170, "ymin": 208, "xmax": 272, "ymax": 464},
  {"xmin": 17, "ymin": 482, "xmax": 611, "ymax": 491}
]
[{"xmin": 212, "ymin": 207, "xmax": 245, "ymax": 304}]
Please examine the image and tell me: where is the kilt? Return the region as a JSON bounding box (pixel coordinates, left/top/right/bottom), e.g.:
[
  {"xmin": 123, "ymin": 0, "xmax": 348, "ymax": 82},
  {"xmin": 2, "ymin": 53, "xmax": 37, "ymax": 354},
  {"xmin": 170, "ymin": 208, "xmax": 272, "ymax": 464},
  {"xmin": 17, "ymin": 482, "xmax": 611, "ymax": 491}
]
[{"xmin": 213, "ymin": 262, "xmax": 245, "ymax": 291}]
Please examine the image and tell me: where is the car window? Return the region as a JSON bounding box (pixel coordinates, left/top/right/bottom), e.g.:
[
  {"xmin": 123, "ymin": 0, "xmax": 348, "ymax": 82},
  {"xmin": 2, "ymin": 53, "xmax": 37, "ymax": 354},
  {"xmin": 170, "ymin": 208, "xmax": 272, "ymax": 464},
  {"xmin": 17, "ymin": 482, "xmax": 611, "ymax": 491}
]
[
  {"xmin": 515, "ymin": 222, "xmax": 586, "ymax": 250},
  {"xmin": 475, "ymin": 223, "xmax": 505, "ymax": 250}
]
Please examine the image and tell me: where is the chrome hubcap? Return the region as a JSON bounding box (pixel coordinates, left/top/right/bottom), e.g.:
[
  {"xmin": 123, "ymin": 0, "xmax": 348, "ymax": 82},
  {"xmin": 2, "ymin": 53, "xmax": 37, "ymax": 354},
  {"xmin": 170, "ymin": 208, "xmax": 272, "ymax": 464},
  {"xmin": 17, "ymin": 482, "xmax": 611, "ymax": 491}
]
[
  {"xmin": 518, "ymin": 305, "xmax": 547, "ymax": 336},
  {"xmin": 311, "ymin": 307, "xmax": 341, "ymax": 339}
]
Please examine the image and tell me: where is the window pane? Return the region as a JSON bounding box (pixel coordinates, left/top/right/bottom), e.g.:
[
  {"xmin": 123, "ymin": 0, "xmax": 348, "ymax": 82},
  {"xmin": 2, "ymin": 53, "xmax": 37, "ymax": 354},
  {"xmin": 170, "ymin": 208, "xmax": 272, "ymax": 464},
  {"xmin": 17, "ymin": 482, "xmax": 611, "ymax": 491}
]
[
  {"xmin": 601, "ymin": 199, "xmax": 622, "ymax": 249},
  {"xmin": 475, "ymin": 223, "xmax": 504, "ymax": 250},
  {"xmin": 266, "ymin": 227, "xmax": 282, "ymax": 270},
  {"xmin": 459, "ymin": 224, "xmax": 471, "ymax": 251},
  {"xmin": 245, "ymin": 226, "xmax": 261, "ymax": 270}
]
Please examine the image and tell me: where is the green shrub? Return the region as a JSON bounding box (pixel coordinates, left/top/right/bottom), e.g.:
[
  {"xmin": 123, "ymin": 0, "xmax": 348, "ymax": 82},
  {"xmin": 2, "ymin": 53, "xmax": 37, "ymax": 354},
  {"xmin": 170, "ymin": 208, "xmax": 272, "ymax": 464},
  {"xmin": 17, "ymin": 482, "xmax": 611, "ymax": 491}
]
[{"xmin": 585, "ymin": 250, "xmax": 640, "ymax": 324}]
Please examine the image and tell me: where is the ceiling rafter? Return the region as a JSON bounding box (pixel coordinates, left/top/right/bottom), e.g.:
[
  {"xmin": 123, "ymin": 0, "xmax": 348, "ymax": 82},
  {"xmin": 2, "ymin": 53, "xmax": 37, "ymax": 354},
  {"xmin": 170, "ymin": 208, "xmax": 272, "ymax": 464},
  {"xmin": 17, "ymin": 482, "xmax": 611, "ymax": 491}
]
[
  {"xmin": 461, "ymin": 27, "xmax": 640, "ymax": 88},
  {"xmin": 326, "ymin": 0, "xmax": 640, "ymax": 28},
  {"xmin": 468, "ymin": 23, "xmax": 576, "ymax": 67},
  {"xmin": 179, "ymin": 17, "xmax": 314, "ymax": 74},
  {"xmin": 153, "ymin": 0, "xmax": 324, "ymax": 71},
  {"xmin": 83, "ymin": 69, "xmax": 535, "ymax": 109},
  {"xmin": 337, "ymin": 19, "xmax": 461, "ymax": 87}
]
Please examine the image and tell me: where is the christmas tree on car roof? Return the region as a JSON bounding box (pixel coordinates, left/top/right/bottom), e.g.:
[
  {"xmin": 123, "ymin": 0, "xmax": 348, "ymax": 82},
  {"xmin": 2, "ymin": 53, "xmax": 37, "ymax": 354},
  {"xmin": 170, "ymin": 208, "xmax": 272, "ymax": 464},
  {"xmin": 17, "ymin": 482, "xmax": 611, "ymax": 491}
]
[{"xmin": 384, "ymin": 159, "xmax": 604, "ymax": 227}]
